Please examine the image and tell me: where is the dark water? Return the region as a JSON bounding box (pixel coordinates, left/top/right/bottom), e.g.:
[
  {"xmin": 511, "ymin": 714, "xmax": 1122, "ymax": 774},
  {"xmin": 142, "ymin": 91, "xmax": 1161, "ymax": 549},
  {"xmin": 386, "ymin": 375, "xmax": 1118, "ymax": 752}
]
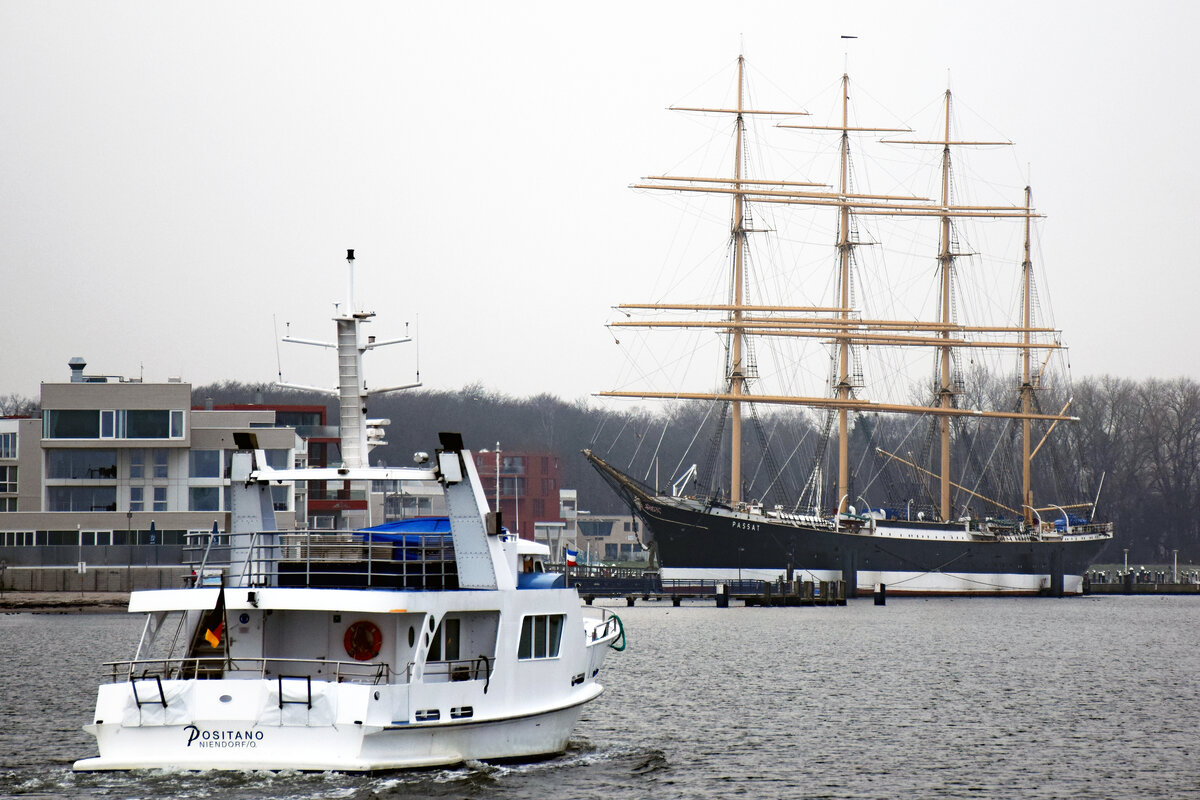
[{"xmin": 2, "ymin": 596, "xmax": 1198, "ymax": 799}]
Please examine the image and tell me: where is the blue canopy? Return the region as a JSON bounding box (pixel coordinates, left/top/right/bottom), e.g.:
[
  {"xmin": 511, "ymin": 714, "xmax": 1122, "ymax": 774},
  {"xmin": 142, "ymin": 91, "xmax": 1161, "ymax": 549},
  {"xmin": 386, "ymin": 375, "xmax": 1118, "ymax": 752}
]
[{"xmin": 361, "ymin": 517, "xmax": 452, "ymax": 536}]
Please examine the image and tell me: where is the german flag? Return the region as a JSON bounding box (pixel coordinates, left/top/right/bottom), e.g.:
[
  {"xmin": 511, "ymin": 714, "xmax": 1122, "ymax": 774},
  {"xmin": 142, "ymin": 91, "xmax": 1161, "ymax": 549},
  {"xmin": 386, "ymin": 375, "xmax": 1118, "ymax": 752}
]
[{"xmin": 200, "ymin": 586, "xmax": 226, "ymax": 648}]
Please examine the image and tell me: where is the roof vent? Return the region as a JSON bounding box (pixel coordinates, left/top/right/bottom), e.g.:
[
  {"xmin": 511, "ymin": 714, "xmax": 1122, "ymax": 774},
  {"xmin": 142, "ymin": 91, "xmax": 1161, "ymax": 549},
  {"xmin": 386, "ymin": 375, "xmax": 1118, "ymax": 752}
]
[{"xmin": 68, "ymin": 357, "xmax": 87, "ymax": 383}]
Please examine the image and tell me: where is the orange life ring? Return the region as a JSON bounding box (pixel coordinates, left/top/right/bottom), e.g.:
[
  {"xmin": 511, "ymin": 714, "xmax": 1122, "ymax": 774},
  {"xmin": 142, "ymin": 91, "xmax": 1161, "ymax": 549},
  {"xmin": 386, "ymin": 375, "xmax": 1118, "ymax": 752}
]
[{"xmin": 344, "ymin": 620, "xmax": 383, "ymax": 661}]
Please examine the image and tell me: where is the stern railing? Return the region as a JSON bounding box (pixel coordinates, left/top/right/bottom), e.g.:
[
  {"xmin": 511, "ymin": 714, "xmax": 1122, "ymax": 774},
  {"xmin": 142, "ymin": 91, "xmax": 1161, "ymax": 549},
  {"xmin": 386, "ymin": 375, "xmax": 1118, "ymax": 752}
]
[{"xmin": 102, "ymin": 656, "xmax": 397, "ymax": 685}]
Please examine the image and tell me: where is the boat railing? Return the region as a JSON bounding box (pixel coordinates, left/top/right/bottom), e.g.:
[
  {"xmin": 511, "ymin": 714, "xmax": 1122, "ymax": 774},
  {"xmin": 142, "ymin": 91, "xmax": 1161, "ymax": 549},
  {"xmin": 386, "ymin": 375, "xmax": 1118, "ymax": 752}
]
[
  {"xmin": 583, "ymin": 606, "xmax": 622, "ymax": 643},
  {"xmin": 1063, "ymin": 521, "xmax": 1115, "ymax": 537},
  {"xmin": 421, "ymin": 656, "xmax": 493, "ymax": 687},
  {"xmin": 102, "ymin": 656, "xmax": 399, "ymax": 685},
  {"xmin": 181, "ymin": 529, "xmax": 459, "ymax": 590}
]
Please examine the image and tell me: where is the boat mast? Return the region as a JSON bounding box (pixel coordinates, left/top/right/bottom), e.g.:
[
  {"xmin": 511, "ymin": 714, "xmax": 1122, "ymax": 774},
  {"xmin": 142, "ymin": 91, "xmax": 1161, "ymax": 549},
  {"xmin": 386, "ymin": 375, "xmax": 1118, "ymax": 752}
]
[
  {"xmin": 278, "ymin": 250, "xmax": 423, "ymax": 526},
  {"xmin": 1021, "ymin": 185, "xmax": 1034, "ymax": 524},
  {"xmin": 337, "ymin": 250, "xmax": 369, "ymax": 469},
  {"xmin": 937, "ymin": 90, "xmax": 955, "ymax": 522},
  {"xmin": 729, "ymin": 54, "xmax": 747, "ymax": 504},
  {"xmin": 835, "ymin": 73, "xmax": 852, "ymax": 515}
]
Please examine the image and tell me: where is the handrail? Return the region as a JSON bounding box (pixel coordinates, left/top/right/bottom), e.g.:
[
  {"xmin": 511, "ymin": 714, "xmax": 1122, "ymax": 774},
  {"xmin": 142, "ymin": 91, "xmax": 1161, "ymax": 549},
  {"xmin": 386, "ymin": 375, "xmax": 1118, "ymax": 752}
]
[
  {"xmin": 194, "ymin": 529, "xmax": 219, "ymax": 586},
  {"xmin": 580, "ymin": 607, "xmax": 625, "ymax": 651},
  {"xmin": 101, "ymin": 656, "xmax": 398, "ymax": 685},
  {"xmin": 180, "ymin": 530, "xmax": 460, "ymax": 591},
  {"xmin": 422, "ymin": 656, "xmax": 494, "ymax": 684}
]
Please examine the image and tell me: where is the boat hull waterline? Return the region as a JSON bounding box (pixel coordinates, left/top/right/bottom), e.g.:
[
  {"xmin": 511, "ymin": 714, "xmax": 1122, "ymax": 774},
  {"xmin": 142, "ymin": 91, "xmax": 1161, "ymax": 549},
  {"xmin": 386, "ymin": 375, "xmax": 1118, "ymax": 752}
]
[
  {"xmin": 589, "ymin": 452, "xmax": 1108, "ymax": 596},
  {"xmin": 74, "ymin": 682, "xmax": 599, "ymax": 772}
]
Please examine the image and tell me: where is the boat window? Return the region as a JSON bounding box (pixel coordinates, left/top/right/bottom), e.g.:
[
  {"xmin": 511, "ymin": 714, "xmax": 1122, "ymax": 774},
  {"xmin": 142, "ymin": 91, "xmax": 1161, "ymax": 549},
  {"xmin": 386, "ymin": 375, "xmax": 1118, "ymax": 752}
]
[
  {"xmin": 429, "ymin": 618, "xmax": 460, "ymax": 662},
  {"xmin": 518, "ymin": 614, "xmax": 564, "ymax": 660}
]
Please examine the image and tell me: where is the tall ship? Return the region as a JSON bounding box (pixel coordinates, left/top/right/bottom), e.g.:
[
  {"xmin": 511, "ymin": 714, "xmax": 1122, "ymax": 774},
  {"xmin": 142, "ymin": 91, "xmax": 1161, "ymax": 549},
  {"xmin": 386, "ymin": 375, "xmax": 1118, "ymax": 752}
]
[
  {"xmin": 75, "ymin": 252, "xmax": 624, "ymax": 771},
  {"xmin": 586, "ymin": 56, "xmax": 1112, "ymax": 596}
]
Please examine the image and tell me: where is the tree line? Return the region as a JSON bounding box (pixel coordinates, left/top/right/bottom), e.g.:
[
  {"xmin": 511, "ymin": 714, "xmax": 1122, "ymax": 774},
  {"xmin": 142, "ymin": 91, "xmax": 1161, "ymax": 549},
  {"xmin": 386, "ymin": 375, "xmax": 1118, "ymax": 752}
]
[{"xmin": 4, "ymin": 375, "xmax": 1196, "ymax": 563}]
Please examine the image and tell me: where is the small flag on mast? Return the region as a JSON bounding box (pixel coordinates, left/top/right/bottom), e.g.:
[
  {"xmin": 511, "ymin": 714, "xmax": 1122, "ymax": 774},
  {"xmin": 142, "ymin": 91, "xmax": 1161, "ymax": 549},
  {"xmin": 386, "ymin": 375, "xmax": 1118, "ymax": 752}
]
[
  {"xmin": 201, "ymin": 585, "xmax": 226, "ymax": 648},
  {"xmin": 565, "ymin": 548, "xmax": 578, "ymax": 567}
]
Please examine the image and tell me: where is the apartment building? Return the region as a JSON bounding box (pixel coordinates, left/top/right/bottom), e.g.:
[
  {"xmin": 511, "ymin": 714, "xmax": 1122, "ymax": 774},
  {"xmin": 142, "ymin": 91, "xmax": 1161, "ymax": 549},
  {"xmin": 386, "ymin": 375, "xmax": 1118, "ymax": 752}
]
[{"xmin": 0, "ymin": 359, "xmax": 297, "ymax": 565}]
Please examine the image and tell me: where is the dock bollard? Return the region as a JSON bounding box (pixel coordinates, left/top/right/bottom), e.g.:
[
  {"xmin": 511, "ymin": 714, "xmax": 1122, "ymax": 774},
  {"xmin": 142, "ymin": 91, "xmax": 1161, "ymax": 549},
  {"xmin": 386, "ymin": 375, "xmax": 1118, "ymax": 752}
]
[
  {"xmin": 626, "ymin": 596, "xmax": 636, "ymax": 607},
  {"xmin": 874, "ymin": 583, "xmax": 886, "ymax": 606}
]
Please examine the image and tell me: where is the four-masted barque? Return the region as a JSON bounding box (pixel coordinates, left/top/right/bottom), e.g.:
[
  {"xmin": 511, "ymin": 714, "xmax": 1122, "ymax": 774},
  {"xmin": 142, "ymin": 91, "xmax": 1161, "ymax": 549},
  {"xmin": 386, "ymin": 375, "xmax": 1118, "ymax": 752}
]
[{"xmin": 586, "ymin": 56, "xmax": 1112, "ymax": 596}]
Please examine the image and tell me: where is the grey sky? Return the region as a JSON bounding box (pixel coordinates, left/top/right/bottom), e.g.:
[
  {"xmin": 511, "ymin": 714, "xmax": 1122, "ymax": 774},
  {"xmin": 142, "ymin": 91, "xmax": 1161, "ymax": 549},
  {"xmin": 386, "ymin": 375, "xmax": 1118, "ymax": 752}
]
[{"xmin": 2, "ymin": 1, "xmax": 1196, "ymax": 403}]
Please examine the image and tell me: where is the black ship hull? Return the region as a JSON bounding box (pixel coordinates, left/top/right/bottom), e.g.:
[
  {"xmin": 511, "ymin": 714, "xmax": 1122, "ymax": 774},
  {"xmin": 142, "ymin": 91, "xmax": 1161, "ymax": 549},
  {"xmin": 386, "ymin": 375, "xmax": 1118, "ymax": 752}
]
[{"xmin": 586, "ymin": 451, "xmax": 1111, "ymax": 596}]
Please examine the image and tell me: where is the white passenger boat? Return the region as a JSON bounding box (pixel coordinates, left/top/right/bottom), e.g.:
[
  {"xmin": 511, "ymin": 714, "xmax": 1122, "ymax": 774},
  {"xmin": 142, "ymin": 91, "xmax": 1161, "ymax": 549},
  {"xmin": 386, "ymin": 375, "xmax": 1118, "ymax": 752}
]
[{"xmin": 73, "ymin": 252, "xmax": 624, "ymax": 771}]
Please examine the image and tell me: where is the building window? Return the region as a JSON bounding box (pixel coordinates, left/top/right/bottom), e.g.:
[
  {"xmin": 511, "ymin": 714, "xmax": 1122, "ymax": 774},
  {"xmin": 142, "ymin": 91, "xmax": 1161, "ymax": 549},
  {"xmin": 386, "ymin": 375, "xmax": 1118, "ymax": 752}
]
[
  {"xmin": 41, "ymin": 410, "xmax": 184, "ymax": 440},
  {"xmin": 2, "ymin": 531, "xmax": 33, "ymax": 546},
  {"xmin": 47, "ymin": 486, "xmax": 117, "ymax": 512},
  {"xmin": 0, "ymin": 498, "xmax": 15, "ymax": 512},
  {"xmin": 533, "ymin": 498, "xmax": 545, "ymax": 517},
  {"xmin": 126, "ymin": 410, "xmax": 170, "ymax": 439},
  {"xmin": 0, "ymin": 465, "xmax": 16, "ymax": 493},
  {"xmin": 46, "ymin": 449, "xmax": 117, "ymax": 480},
  {"xmin": 47, "ymin": 530, "xmax": 79, "ymax": 546},
  {"xmin": 624, "ymin": 522, "xmax": 632, "ymax": 532},
  {"xmin": 518, "ymin": 614, "xmax": 564, "ymax": 660},
  {"xmin": 129, "ymin": 449, "xmax": 145, "ymax": 479},
  {"xmin": 0, "ymin": 432, "xmax": 16, "ymax": 458},
  {"xmin": 129, "ymin": 486, "xmax": 144, "ymax": 512},
  {"xmin": 153, "ymin": 486, "xmax": 167, "ymax": 511},
  {"xmin": 153, "ymin": 449, "xmax": 169, "ymax": 479},
  {"xmin": 189, "ymin": 450, "xmax": 221, "ymax": 478},
  {"xmin": 189, "ymin": 487, "xmax": 219, "ymax": 512},
  {"xmin": 43, "ymin": 409, "xmax": 101, "ymax": 439}
]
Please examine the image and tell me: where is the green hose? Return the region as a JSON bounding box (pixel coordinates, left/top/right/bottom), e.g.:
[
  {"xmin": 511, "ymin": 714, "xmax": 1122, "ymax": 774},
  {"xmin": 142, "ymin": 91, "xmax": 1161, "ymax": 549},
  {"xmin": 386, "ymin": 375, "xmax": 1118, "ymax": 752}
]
[{"xmin": 608, "ymin": 612, "xmax": 627, "ymax": 651}]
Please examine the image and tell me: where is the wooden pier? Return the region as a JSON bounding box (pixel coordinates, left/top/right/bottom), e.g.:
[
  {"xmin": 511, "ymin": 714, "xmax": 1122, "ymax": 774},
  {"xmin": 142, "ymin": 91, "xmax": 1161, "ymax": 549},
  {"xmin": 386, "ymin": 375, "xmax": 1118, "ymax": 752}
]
[
  {"xmin": 1084, "ymin": 579, "xmax": 1200, "ymax": 595},
  {"xmin": 578, "ymin": 578, "xmax": 847, "ymax": 608}
]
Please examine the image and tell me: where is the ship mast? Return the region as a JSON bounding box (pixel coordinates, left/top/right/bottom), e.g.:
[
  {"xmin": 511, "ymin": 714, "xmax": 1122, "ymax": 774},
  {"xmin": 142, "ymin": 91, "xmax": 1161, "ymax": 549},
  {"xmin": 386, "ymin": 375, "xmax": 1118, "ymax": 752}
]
[
  {"xmin": 729, "ymin": 55, "xmax": 747, "ymax": 504},
  {"xmin": 644, "ymin": 55, "xmax": 814, "ymax": 505},
  {"xmin": 937, "ymin": 90, "xmax": 955, "ymax": 522},
  {"xmin": 835, "ymin": 74, "xmax": 853, "ymax": 515},
  {"xmin": 1021, "ymin": 185, "xmax": 1034, "ymax": 524},
  {"xmin": 603, "ymin": 62, "xmax": 1070, "ymax": 517}
]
